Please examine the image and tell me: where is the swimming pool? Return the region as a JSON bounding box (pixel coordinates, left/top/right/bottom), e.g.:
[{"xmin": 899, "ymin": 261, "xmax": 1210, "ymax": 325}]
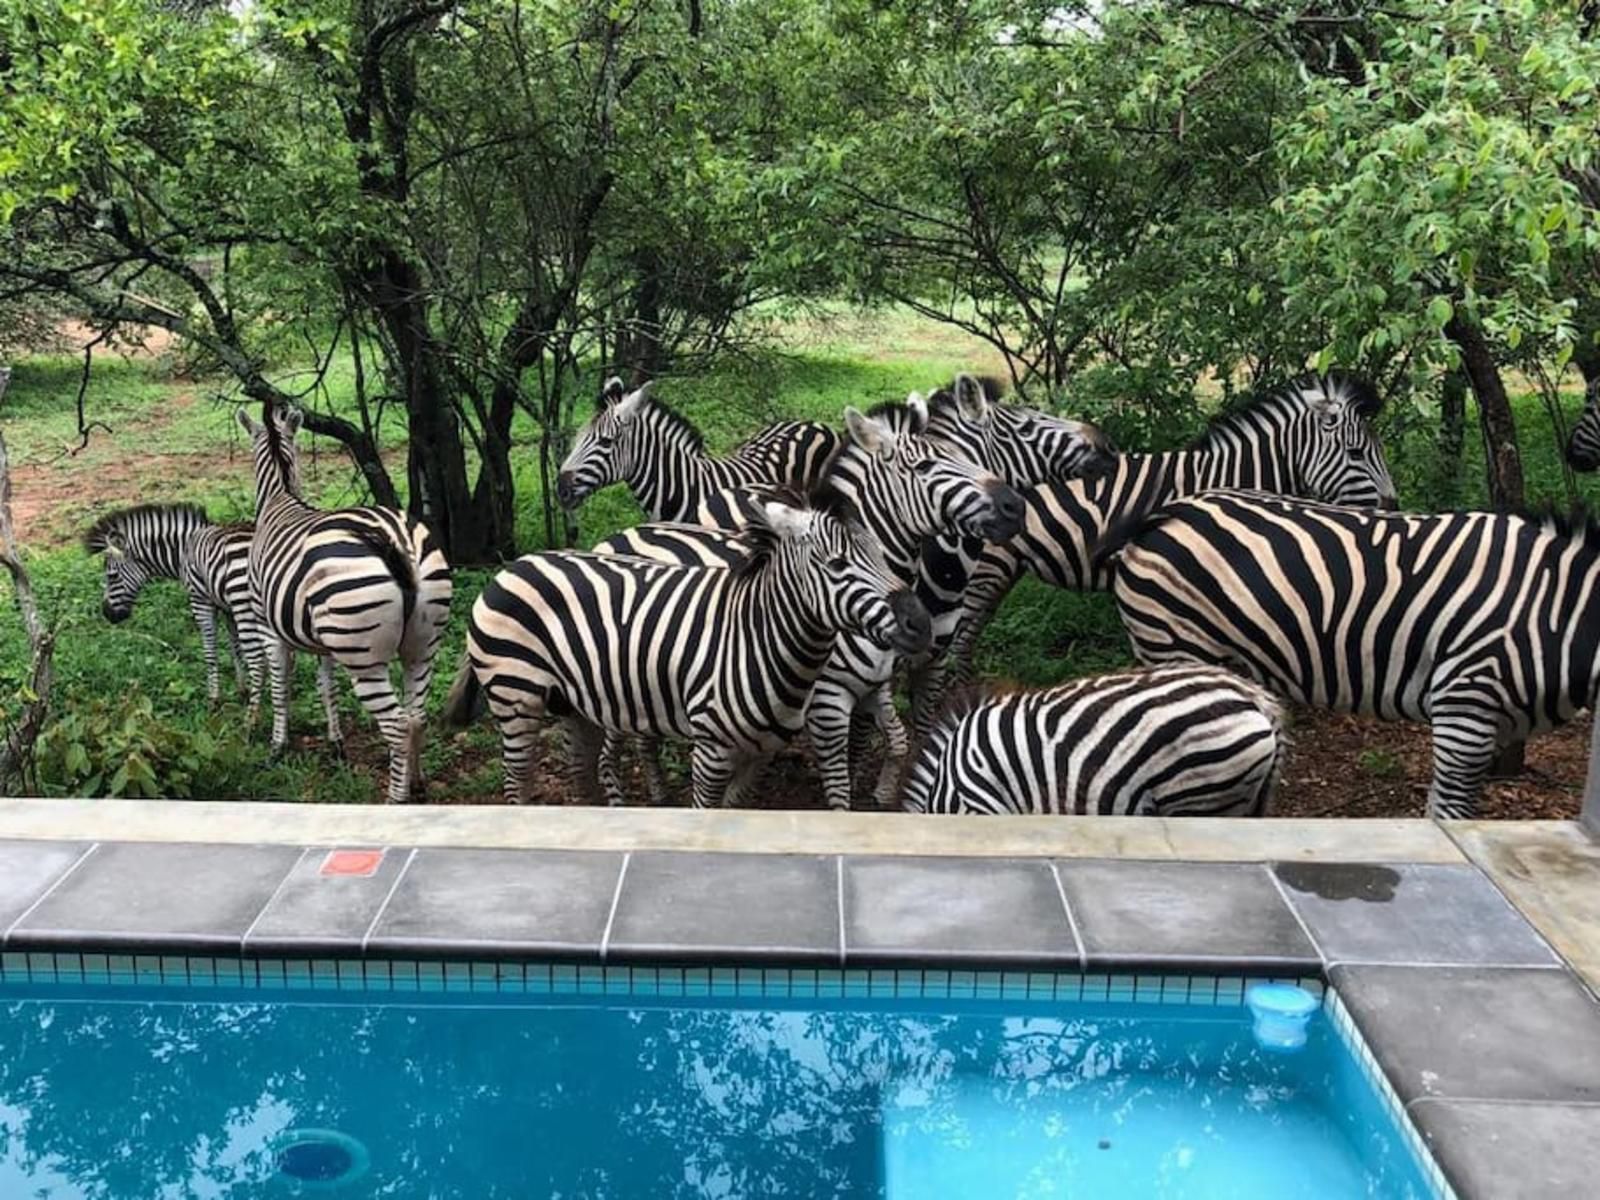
[{"xmin": 0, "ymin": 959, "xmax": 1444, "ymax": 1198}]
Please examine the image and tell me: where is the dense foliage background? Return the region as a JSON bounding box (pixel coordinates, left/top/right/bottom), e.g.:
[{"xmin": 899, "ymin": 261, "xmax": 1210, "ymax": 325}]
[{"xmin": 3, "ymin": 0, "xmax": 1599, "ymax": 801}]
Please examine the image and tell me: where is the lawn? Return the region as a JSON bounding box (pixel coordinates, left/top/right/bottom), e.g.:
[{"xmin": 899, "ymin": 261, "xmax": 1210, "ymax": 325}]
[{"xmin": 2, "ymin": 307, "xmax": 1596, "ymax": 803}]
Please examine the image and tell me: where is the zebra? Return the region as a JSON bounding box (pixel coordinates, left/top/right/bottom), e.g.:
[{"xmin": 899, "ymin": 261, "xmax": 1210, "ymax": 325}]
[
  {"xmin": 556, "ymin": 377, "xmax": 841, "ymax": 520},
  {"xmin": 1565, "ymin": 378, "xmax": 1600, "ymax": 470},
  {"xmin": 1103, "ymin": 490, "xmax": 1600, "ymax": 818},
  {"xmin": 85, "ymin": 503, "xmax": 348, "ymax": 747},
  {"xmin": 442, "ymin": 493, "xmax": 933, "ymax": 808},
  {"xmin": 914, "ymin": 371, "xmax": 1397, "ymax": 732},
  {"xmin": 901, "ymin": 665, "xmax": 1285, "ymax": 817},
  {"xmin": 237, "ymin": 404, "xmax": 452, "ymax": 802},
  {"xmin": 589, "ymin": 379, "xmax": 1106, "ymax": 807}
]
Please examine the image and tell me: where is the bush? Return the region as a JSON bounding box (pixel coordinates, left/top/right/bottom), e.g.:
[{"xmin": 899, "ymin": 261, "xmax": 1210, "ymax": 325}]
[{"xmin": 35, "ymin": 692, "xmax": 249, "ymax": 798}]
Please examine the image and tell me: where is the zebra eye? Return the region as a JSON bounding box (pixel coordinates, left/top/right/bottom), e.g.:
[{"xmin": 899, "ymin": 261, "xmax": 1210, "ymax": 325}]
[
  {"xmin": 912, "ymin": 459, "xmax": 938, "ymax": 475},
  {"xmin": 827, "ymin": 556, "xmax": 852, "ymax": 571}
]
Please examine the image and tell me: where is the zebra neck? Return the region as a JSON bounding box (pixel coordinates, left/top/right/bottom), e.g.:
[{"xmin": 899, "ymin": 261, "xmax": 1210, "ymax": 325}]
[
  {"xmin": 624, "ymin": 426, "xmax": 710, "ymax": 521},
  {"xmin": 726, "ymin": 558, "xmax": 837, "ymax": 675}
]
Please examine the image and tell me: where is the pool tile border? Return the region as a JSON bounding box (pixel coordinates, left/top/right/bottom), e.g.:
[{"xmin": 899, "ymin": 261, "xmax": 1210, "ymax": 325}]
[{"xmin": 0, "ymin": 831, "xmax": 1593, "ymax": 1199}]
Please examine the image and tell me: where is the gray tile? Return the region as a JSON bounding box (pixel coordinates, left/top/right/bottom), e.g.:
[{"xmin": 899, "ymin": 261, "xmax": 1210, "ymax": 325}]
[
  {"xmin": 607, "ymin": 852, "xmax": 838, "ymax": 963},
  {"xmin": 0, "ymin": 841, "xmax": 91, "ymax": 937},
  {"xmin": 366, "ymin": 848, "xmax": 621, "ymax": 956},
  {"xmin": 1410, "ymin": 1099, "xmax": 1600, "ymax": 1200},
  {"xmin": 1333, "ymin": 964, "xmax": 1600, "ymax": 1104},
  {"xmin": 843, "ymin": 857, "xmax": 1078, "ymax": 965},
  {"xmin": 9, "ymin": 842, "xmax": 300, "ymax": 951},
  {"xmin": 244, "ymin": 847, "xmax": 409, "ymax": 955},
  {"xmin": 1056, "ymin": 860, "xmax": 1316, "ymax": 969},
  {"xmin": 1274, "ymin": 862, "xmax": 1556, "ymax": 966}
]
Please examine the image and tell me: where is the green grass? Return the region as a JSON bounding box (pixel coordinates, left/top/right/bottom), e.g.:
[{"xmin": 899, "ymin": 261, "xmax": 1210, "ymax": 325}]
[{"xmin": 1, "ymin": 309, "xmax": 1596, "ymax": 801}]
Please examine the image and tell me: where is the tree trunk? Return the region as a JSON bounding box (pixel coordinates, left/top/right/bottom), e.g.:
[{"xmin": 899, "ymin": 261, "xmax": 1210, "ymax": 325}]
[
  {"xmin": 1434, "ymin": 368, "xmax": 1467, "ymax": 507},
  {"xmin": 0, "ymin": 409, "xmax": 54, "ymax": 789},
  {"xmin": 1445, "ymin": 314, "xmax": 1525, "ymax": 509}
]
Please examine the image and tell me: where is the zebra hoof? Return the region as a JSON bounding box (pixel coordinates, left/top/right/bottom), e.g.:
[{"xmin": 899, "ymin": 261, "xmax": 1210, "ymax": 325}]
[
  {"xmin": 327, "ymin": 740, "xmax": 347, "ymax": 763},
  {"xmin": 268, "ymin": 743, "xmax": 289, "ymax": 765}
]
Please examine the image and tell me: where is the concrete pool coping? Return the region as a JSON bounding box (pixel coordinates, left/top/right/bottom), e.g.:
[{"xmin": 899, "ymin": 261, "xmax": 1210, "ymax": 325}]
[{"xmin": 1, "ymin": 800, "xmax": 1598, "ymax": 1199}]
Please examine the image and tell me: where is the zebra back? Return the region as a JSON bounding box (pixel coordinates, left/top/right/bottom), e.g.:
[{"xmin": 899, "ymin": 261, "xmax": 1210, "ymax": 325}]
[
  {"xmin": 902, "ymin": 665, "xmax": 1285, "ymax": 817},
  {"xmin": 1566, "ymin": 378, "xmax": 1600, "ymax": 471}
]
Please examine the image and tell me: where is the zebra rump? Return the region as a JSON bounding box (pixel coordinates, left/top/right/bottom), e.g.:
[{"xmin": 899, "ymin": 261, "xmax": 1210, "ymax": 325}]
[{"xmin": 902, "ymin": 665, "xmax": 1285, "ymax": 817}]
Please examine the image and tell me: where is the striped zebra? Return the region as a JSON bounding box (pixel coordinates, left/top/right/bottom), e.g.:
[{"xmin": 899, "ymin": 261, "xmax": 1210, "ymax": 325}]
[
  {"xmin": 902, "ymin": 665, "xmax": 1285, "ymax": 817},
  {"xmin": 85, "ymin": 504, "xmax": 347, "ymax": 745},
  {"xmin": 1565, "ymin": 379, "xmax": 1600, "ymax": 470},
  {"xmin": 237, "ymin": 405, "xmax": 452, "ymax": 802},
  {"xmin": 590, "ymin": 378, "xmax": 1107, "ymax": 806},
  {"xmin": 915, "ymin": 372, "xmax": 1397, "ymax": 731},
  {"xmin": 556, "ymin": 378, "xmax": 840, "ymax": 520},
  {"xmin": 442, "ymin": 494, "xmax": 932, "ymax": 807},
  {"xmin": 1104, "ymin": 491, "xmax": 1600, "ymax": 818}
]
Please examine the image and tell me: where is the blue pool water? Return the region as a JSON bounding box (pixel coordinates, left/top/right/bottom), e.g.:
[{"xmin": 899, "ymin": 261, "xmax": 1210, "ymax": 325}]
[{"xmin": 0, "ymin": 974, "xmax": 1435, "ymax": 1198}]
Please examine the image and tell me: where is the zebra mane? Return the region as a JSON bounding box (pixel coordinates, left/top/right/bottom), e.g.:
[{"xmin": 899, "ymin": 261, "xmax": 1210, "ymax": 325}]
[
  {"xmin": 861, "ymin": 398, "xmax": 930, "ymax": 434},
  {"xmin": 598, "ymin": 383, "xmax": 708, "ymax": 453},
  {"xmin": 1189, "ymin": 371, "xmax": 1382, "ymax": 451},
  {"xmin": 731, "ymin": 484, "xmax": 866, "ymax": 578},
  {"xmin": 83, "ymin": 503, "xmax": 210, "ymax": 554}
]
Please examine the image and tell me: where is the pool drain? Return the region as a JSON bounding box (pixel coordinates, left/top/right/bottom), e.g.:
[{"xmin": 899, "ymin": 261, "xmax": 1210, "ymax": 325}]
[{"xmin": 272, "ymin": 1129, "xmax": 370, "ymax": 1190}]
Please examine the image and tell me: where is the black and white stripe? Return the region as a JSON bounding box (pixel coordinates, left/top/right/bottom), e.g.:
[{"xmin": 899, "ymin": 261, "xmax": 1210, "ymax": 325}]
[
  {"xmin": 556, "ymin": 378, "xmax": 840, "ymax": 520},
  {"xmin": 237, "ymin": 405, "xmax": 452, "ymax": 803},
  {"xmin": 917, "ymin": 372, "xmax": 1397, "ymax": 729},
  {"xmin": 902, "ymin": 665, "xmax": 1285, "ymax": 817},
  {"xmin": 443, "ymin": 495, "xmax": 931, "ymax": 808},
  {"xmin": 1106, "ymin": 491, "xmax": 1600, "ymax": 818},
  {"xmin": 1565, "ymin": 379, "xmax": 1600, "ymax": 471}
]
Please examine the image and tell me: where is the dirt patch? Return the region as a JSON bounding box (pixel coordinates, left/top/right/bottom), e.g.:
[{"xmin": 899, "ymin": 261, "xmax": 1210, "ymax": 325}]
[{"xmin": 55, "ymin": 319, "xmax": 177, "ymax": 360}]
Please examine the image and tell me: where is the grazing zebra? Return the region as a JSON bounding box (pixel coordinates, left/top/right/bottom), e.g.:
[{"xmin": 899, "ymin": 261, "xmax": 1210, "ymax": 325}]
[
  {"xmin": 556, "ymin": 377, "xmax": 840, "ymax": 520},
  {"xmin": 442, "ymin": 494, "xmax": 932, "ymax": 808},
  {"xmin": 902, "ymin": 665, "xmax": 1285, "ymax": 817},
  {"xmin": 1104, "ymin": 491, "xmax": 1600, "ymax": 818},
  {"xmin": 85, "ymin": 503, "xmax": 346, "ymax": 743},
  {"xmin": 237, "ymin": 405, "xmax": 452, "ymax": 802},
  {"xmin": 1565, "ymin": 379, "xmax": 1600, "ymax": 470},
  {"xmin": 915, "ymin": 371, "xmax": 1397, "ymax": 731}
]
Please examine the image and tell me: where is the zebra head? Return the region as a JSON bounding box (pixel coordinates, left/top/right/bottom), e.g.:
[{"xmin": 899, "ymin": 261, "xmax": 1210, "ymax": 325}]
[
  {"xmin": 236, "ymin": 404, "xmax": 304, "ymax": 501},
  {"xmin": 921, "ymin": 373, "xmax": 1114, "ymax": 487},
  {"xmin": 83, "ymin": 504, "xmax": 207, "ymax": 624},
  {"xmin": 744, "ymin": 495, "xmax": 932, "ymax": 654},
  {"xmin": 1566, "ymin": 381, "xmax": 1600, "ymax": 471},
  {"xmin": 1289, "ymin": 373, "xmax": 1397, "ymax": 509},
  {"xmin": 557, "ymin": 378, "xmax": 653, "ymax": 510},
  {"xmin": 838, "ymin": 405, "xmax": 1026, "ymax": 549}
]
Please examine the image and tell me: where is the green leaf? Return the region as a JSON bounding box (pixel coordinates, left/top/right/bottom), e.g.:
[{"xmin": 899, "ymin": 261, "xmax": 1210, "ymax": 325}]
[{"xmin": 1427, "ymin": 297, "xmax": 1453, "ymax": 328}]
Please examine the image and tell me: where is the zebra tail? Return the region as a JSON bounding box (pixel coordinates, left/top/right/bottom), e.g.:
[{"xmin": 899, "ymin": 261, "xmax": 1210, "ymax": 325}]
[
  {"xmin": 440, "ymin": 656, "xmax": 483, "ymax": 727},
  {"xmin": 355, "ymin": 527, "xmax": 418, "ymax": 626}
]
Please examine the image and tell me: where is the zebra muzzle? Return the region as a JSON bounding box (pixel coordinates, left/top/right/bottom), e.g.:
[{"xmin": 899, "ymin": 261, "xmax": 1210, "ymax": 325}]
[
  {"xmin": 978, "ymin": 483, "xmax": 1026, "ymax": 542},
  {"xmin": 888, "ymin": 591, "xmax": 933, "ymax": 654}
]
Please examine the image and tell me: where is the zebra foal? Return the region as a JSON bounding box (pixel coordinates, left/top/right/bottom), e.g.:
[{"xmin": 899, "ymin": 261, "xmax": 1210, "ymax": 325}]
[
  {"xmin": 1105, "ymin": 491, "xmax": 1600, "ymax": 818},
  {"xmin": 902, "ymin": 665, "xmax": 1285, "ymax": 817},
  {"xmin": 238, "ymin": 405, "xmax": 452, "ymax": 802},
  {"xmin": 443, "ymin": 494, "xmax": 932, "ymax": 808}
]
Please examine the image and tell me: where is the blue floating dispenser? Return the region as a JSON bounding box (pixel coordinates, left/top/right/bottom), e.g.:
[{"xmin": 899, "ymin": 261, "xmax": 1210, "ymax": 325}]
[{"xmin": 1245, "ymin": 983, "xmax": 1319, "ymax": 1052}]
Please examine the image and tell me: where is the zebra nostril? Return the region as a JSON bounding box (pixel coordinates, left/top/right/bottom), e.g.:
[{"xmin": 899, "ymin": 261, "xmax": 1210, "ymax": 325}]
[{"xmin": 556, "ymin": 473, "xmax": 579, "ymax": 506}]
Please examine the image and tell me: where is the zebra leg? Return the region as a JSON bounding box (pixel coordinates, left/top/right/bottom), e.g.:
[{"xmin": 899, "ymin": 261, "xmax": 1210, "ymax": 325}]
[
  {"xmin": 238, "ymin": 616, "xmax": 266, "ymax": 730},
  {"xmin": 498, "ymin": 716, "xmax": 542, "ymax": 805},
  {"xmin": 640, "ymin": 738, "xmax": 672, "ymax": 805},
  {"xmin": 564, "ymin": 717, "xmax": 606, "ymax": 805},
  {"xmin": 265, "ymin": 638, "xmax": 293, "ymax": 761},
  {"xmin": 689, "ymin": 743, "xmax": 737, "ymax": 809},
  {"xmin": 399, "ymin": 653, "xmax": 437, "ymax": 801},
  {"xmin": 224, "ymin": 614, "xmax": 249, "ymax": 697},
  {"xmin": 867, "ymin": 685, "xmax": 911, "ymax": 808},
  {"xmin": 343, "ymin": 663, "xmax": 411, "ymax": 804},
  {"xmin": 190, "ymin": 597, "xmax": 222, "ymax": 707},
  {"xmin": 1426, "ymin": 707, "xmax": 1508, "ymax": 820},
  {"xmin": 722, "ymin": 751, "xmax": 769, "ymax": 808},
  {"xmin": 317, "ymin": 657, "xmax": 345, "ymax": 760},
  {"xmin": 598, "ymin": 732, "xmax": 630, "ymax": 806},
  {"xmin": 806, "ymin": 677, "xmax": 863, "ymax": 811}
]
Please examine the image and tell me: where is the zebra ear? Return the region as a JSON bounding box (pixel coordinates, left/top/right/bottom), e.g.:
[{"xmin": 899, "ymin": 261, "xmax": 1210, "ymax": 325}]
[
  {"xmin": 905, "ymin": 392, "xmax": 930, "ymax": 427},
  {"xmin": 235, "ymin": 407, "xmax": 262, "ymax": 437},
  {"xmin": 844, "ymin": 407, "xmax": 897, "ymax": 461},
  {"xmin": 278, "ymin": 405, "xmax": 304, "ymax": 437},
  {"xmin": 105, "ymin": 532, "xmax": 127, "ymax": 558},
  {"xmin": 599, "ymin": 377, "xmax": 626, "ymax": 409},
  {"xmin": 615, "ymin": 382, "xmax": 651, "ymax": 422},
  {"xmin": 953, "ymin": 374, "xmax": 992, "ymax": 424}
]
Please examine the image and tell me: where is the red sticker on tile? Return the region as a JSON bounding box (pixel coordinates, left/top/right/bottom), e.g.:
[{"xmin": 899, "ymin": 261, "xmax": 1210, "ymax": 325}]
[{"xmin": 320, "ymin": 849, "xmax": 385, "ymax": 877}]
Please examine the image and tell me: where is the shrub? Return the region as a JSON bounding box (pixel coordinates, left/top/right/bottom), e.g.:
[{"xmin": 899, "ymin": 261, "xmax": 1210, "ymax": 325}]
[{"xmin": 35, "ymin": 692, "xmax": 248, "ymax": 798}]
